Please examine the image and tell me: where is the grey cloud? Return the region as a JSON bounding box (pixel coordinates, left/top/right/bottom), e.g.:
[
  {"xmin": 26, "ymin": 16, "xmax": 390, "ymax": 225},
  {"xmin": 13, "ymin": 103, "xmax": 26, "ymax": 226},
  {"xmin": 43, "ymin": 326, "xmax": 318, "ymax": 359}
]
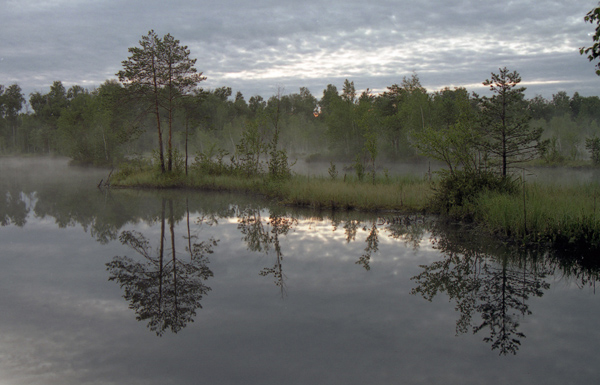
[{"xmin": 1, "ymin": 0, "xmax": 599, "ymax": 100}]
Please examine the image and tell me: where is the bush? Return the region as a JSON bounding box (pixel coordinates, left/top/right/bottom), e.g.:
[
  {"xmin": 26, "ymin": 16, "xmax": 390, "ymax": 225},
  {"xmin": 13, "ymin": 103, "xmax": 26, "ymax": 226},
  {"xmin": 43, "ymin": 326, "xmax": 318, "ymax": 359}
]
[
  {"xmin": 431, "ymin": 170, "xmax": 518, "ymax": 218},
  {"xmin": 193, "ymin": 147, "xmax": 231, "ymax": 176},
  {"xmin": 586, "ymin": 136, "xmax": 600, "ymax": 165},
  {"xmin": 353, "ymin": 154, "xmax": 365, "ymax": 182},
  {"xmin": 113, "ymin": 155, "xmax": 151, "ymax": 180},
  {"xmin": 267, "ymin": 147, "xmax": 293, "ymax": 181}
]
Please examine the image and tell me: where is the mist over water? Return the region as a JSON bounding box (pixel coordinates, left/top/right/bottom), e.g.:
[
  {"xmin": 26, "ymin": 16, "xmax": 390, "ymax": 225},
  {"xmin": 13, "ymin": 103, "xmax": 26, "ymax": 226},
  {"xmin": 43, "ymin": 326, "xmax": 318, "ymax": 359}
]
[
  {"xmin": 524, "ymin": 166, "xmax": 600, "ymax": 184},
  {"xmin": 1, "ymin": 157, "xmax": 599, "ymax": 385},
  {"xmin": 291, "ymin": 158, "xmax": 440, "ymax": 178},
  {"xmin": 292, "ymin": 156, "xmax": 600, "ymax": 184}
]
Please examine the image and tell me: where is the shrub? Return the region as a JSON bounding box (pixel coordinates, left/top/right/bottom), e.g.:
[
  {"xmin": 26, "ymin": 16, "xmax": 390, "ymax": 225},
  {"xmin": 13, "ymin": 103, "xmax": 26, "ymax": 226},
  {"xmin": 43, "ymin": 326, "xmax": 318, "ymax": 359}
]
[
  {"xmin": 431, "ymin": 170, "xmax": 518, "ymax": 218},
  {"xmin": 328, "ymin": 161, "xmax": 338, "ymax": 180},
  {"xmin": 193, "ymin": 147, "xmax": 231, "ymax": 176},
  {"xmin": 268, "ymin": 147, "xmax": 293, "ymax": 181},
  {"xmin": 113, "ymin": 154, "xmax": 151, "ymax": 181},
  {"xmin": 353, "ymin": 154, "xmax": 365, "ymax": 182},
  {"xmin": 585, "ymin": 136, "xmax": 600, "ymax": 165}
]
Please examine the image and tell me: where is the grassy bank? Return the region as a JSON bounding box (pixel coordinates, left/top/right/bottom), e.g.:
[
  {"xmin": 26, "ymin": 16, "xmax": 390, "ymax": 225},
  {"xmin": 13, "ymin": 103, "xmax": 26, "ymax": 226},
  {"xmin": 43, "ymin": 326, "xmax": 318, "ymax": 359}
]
[
  {"xmin": 112, "ymin": 166, "xmax": 600, "ymax": 253},
  {"xmin": 473, "ymin": 181, "xmax": 600, "ymax": 252},
  {"xmin": 111, "ymin": 169, "xmax": 433, "ymax": 212}
]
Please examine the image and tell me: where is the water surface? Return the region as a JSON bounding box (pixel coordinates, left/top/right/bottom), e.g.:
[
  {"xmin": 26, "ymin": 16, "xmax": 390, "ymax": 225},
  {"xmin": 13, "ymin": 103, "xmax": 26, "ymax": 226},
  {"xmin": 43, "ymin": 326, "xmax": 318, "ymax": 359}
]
[{"xmin": 1, "ymin": 157, "xmax": 598, "ymax": 385}]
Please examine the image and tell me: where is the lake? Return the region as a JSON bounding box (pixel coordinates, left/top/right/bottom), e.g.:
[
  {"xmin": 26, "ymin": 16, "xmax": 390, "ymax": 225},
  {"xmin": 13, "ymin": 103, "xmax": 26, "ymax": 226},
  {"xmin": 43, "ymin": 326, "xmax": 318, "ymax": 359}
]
[{"xmin": 1, "ymin": 157, "xmax": 598, "ymax": 385}]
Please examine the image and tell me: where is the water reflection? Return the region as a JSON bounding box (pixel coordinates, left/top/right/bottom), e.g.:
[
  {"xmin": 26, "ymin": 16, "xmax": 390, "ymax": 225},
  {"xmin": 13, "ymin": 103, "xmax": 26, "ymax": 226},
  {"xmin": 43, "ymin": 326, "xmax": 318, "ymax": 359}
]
[
  {"xmin": 106, "ymin": 199, "xmax": 216, "ymax": 336},
  {"xmin": 354, "ymin": 215, "xmax": 429, "ymax": 270},
  {"xmin": 98, "ymin": 198, "xmax": 600, "ymax": 349},
  {"xmin": 407, "ymin": 220, "xmax": 600, "ymax": 355},
  {"xmin": 237, "ymin": 207, "xmax": 298, "ymax": 296},
  {"xmin": 1, "ymin": 160, "xmax": 598, "ymax": 354},
  {"xmin": 0, "ymin": 188, "xmax": 30, "ymax": 226},
  {"xmin": 410, "ymin": 224, "xmax": 553, "ymax": 355},
  {"xmin": 547, "ymin": 248, "xmax": 600, "ymax": 292}
]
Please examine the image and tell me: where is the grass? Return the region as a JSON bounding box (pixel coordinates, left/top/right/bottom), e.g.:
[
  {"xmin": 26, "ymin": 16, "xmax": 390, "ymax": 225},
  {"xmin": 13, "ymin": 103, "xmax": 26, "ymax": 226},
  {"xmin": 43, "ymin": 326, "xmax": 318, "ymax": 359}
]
[
  {"xmin": 112, "ymin": 168, "xmax": 433, "ymax": 213},
  {"xmin": 277, "ymin": 175, "xmax": 431, "ymax": 211},
  {"xmin": 474, "ymin": 181, "xmax": 600, "ymax": 252}
]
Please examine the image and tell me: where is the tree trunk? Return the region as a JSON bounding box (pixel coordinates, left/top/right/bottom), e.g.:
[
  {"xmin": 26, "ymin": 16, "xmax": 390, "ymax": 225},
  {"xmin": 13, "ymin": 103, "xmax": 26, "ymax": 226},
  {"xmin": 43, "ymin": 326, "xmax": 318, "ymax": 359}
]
[{"xmin": 152, "ymin": 54, "xmax": 165, "ymax": 173}]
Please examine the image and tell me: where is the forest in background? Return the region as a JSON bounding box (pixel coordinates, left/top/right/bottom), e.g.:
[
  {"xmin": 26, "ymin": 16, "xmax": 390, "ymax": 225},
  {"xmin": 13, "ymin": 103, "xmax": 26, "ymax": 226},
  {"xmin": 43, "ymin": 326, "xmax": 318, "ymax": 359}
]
[{"xmin": 1, "ymin": 73, "xmax": 600, "ymax": 169}]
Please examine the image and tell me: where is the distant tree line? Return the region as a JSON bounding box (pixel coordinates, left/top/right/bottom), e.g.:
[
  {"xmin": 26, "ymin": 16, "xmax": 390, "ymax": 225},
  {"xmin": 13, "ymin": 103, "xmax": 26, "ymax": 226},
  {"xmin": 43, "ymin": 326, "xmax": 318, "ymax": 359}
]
[
  {"xmin": 2, "ymin": 30, "xmax": 600, "ymax": 169},
  {"xmin": 2, "ymin": 75, "xmax": 600, "ymax": 167}
]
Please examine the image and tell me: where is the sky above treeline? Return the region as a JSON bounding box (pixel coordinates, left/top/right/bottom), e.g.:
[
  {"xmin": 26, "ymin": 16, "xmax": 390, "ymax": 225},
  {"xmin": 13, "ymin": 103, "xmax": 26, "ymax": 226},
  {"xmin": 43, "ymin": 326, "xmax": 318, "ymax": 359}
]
[{"xmin": 2, "ymin": 0, "xmax": 600, "ymax": 103}]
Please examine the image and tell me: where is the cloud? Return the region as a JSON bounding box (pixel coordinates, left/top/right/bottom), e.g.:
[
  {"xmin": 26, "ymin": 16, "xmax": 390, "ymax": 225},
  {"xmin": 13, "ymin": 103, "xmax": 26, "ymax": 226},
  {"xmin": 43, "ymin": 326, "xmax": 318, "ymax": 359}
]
[{"xmin": 1, "ymin": 0, "xmax": 599, "ymax": 100}]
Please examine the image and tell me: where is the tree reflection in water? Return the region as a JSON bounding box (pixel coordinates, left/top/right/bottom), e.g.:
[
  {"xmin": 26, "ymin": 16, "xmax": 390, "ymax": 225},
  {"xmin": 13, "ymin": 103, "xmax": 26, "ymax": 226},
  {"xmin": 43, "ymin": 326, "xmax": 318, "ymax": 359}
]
[
  {"xmin": 0, "ymin": 185, "xmax": 32, "ymax": 227},
  {"xmin": 353, "ymin": 215, "xmax": 428, "ymax": 271},
  {"xmin": 355, "ymin": 221, "xmax": 378, "ymax": 271},
  {"xmin": 106, "ymin": 199, "xmax": 216, "ymax": 336},
  {"xmin": 410, "ymin": 224, "xmax": 551, "ymax": 355},
  {"xmin": 237, "ymin": 207, "xmax": 297, "ymax": 297}
]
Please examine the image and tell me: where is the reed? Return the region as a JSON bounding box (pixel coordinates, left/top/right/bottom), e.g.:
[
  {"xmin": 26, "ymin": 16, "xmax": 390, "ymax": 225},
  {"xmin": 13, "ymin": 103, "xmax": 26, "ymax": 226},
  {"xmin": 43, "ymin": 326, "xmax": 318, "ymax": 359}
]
[
  {"xmin": 113, "ymin": 169, "xmax": 433, "ymax": 212},
  {"xmin": 474, "ymin": 181, "xmax": 600, "ymax": 250},
  {"xmin": 278, "ymin": 175, "xmax": 432, "ymax": 211}
]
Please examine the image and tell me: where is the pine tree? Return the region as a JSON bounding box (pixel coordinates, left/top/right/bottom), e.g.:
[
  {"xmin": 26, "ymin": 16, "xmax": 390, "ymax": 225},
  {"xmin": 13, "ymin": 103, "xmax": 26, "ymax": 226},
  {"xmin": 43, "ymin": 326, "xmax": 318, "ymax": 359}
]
[
  {"xmin": 117, "ymin": 30, "xmax": 205, "ymax": 173},
  {"xmin": 479, "ymin": 68, "xmax": 543, "ymax": 176}
]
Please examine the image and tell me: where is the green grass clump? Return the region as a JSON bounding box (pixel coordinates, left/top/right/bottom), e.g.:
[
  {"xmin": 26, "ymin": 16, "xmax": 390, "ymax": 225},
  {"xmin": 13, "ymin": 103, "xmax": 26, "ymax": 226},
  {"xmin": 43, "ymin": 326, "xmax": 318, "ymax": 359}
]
[
  {"xmin": 474, "ymin": 182, "xmax": 600, "ymax": 252},
  {"xmin": 277, "ymin": 175, "xmax": 431, "ymax": 211}
]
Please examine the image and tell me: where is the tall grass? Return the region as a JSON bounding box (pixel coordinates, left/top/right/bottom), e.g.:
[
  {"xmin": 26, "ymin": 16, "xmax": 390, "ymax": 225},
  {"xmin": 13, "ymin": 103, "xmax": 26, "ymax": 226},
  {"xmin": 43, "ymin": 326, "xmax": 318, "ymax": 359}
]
[
  {"xmin": 278, "ymin": 174, "xmax": 432, "ymax": 211},
  {"xmin": 474, "ymin": 181, "xmax": 600, "ymax": 251},
  {"xmin": 112, "ymin": 168, "xmax": 433, "ymax": 212}
]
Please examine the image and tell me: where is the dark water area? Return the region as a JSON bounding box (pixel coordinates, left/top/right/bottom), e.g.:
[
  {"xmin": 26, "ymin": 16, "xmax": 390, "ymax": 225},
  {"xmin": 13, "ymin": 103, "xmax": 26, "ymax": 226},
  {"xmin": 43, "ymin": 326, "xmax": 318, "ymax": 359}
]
[{"xmin": 1, "ymin": 157, "xmax": 599, "ymax": 385}]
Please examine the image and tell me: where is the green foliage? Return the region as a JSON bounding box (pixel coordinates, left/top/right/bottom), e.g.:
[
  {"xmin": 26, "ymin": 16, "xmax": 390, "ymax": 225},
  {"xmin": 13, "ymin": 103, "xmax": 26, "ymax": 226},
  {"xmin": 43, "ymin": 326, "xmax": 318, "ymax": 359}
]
[
  {"xmin": 353, "ymin": 154, "xmax": 365, "ymax": 182},
  {"xmin": 375, "ymin": 74, "xmax": 430, "ymax": 160},
  {"xmin": 56, "ymin": 81, "xmax": 140, "ymax": 166},
  {"xmin": 147, "ymin": 148, "xmax": 184, "ymax": 177},
  {"xmin": 479, "ymin": 68, "xmax": 542, "ymax": 176},
  {"xmin": 530, "ymin": 92, "xmax": 600, "ymax": 164},
  {"xmin": 546, "ymin": 116, "xmax": 581, "ymax": 160},
  {"xmin": 170, "ymin": 148, "xmax": 186, "ymax": 174},
  {"xmin": 322, "ymin": 83, "xmax": 362, "ymax": 157},
  {"xmin": 585, "ymin": 136, "xmax": 600, "ymax": 165},
  {"xmin": 267, "ymin": 145, "xmax": 293, "ymax": 180},
  {"xmin": 539, "ymin": 136, "xmax": 565, "ymax": 163},
  {"xmin": 231, "ymin": 118, "xmax": 267, "ymax": 176},
  {"xmin": 356, "ymin": 90, "xmax": 380, "ymax": 184},
  {"xmin": 266, "ymin": 120, "xmax": 293, "ymax": 181},
  {"xmin": 117, "ymin": 30, "xmax": 205, "ymax": 173},
  {"xmin": 581, "ymin": 6, "xmax": 600, "ymax": 75},
  {"xmin": 328, "ymin": 161, "xmax": 338, "ymax": 180},
  {"xmin": 475, "ymin": 182, "xmax": 600, "ymax": 252},
  {"xmin": 113, "ymin": 155, "xmax": 152, "ymax": 181},
  {"xmin": 193, "ymin": 145, "xmax": 231, "ymax": 175},
  {"xmin": 150, "ymin": 149, "xmax": 167, "ymax": 174},
  {"xmin": 6, "ymin": 64, "xmax": 600, "ymax": 171},
  {"xmin": 412, "ymin": 89, "xmax": 480, "ymax": 174},
  {"xmin": 432, "ymin": 171, "xmax": 518, "ymax": 218},
  {"xmin": 412, "ymin": 122, "xmax": 480, "ymax": 174},
  {"xmin": 0, "ymin": 84, "xmax": 25, "ymax": 150}
]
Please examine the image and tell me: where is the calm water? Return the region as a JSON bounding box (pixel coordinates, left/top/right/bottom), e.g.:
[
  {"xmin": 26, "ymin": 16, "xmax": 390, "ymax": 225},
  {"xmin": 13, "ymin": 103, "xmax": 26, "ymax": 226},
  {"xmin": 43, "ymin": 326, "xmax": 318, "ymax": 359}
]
[{"xmin": 1, "ymin": 157, "xmax": 599, "ymax": 385}]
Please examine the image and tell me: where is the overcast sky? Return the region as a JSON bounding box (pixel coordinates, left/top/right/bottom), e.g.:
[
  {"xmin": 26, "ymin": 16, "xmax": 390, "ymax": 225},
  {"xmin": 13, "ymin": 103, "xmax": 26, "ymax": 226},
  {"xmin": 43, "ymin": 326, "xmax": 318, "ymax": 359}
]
[{"xmin": 2, "ymin": 0, "xmax": 600, "ymax": 103}]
